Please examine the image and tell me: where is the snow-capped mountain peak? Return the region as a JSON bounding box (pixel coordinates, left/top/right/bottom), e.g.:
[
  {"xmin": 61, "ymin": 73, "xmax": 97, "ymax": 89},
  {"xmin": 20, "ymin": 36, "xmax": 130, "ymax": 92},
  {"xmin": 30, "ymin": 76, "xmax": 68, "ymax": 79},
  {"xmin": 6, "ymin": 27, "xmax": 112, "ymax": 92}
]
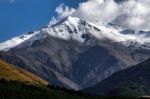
[{"xmin": 0, "ymin": 16, "xmax": 150, "ymax": 51}]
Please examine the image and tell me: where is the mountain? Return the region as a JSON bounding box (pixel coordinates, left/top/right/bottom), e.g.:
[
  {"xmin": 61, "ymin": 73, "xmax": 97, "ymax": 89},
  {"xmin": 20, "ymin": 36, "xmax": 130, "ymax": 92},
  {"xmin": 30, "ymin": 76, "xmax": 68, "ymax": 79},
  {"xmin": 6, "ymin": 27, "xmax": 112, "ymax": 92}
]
[
  {"xmin": 0, "ymin": 59, "xmax": 48, "ymax": 85},
  {"xmin": 83, "ymin": 59, "xmax": 150, "ymax": 96},
  {"xmin": 0, "ymin": 16, "xmax": 150, "ymax": 90}
]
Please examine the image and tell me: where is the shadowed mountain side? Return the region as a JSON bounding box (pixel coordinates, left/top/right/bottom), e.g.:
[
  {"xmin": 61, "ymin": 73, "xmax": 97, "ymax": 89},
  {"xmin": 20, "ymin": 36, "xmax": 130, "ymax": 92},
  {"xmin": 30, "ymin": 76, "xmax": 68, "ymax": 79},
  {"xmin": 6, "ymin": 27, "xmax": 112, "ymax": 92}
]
[{"xmin": 83, "ymin": 59, "xmax": 150, "ymax": 96}]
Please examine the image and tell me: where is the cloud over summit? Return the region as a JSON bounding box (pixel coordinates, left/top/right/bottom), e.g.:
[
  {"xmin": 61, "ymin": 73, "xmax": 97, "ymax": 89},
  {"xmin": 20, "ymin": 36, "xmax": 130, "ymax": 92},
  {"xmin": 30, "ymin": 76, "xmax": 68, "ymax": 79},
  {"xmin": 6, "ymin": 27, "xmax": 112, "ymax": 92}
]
[{"xmin": 50, "ymin": 0, "xmax": 150, "ymax": 31}]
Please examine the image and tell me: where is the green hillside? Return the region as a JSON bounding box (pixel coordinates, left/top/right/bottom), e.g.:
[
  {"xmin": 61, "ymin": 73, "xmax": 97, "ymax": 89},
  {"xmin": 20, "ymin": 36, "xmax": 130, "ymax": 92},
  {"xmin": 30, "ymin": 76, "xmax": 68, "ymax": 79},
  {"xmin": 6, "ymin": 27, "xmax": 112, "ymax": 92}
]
[{"xmin": 0, "ymin": 80, "xmax": 135, "ymax": 99}]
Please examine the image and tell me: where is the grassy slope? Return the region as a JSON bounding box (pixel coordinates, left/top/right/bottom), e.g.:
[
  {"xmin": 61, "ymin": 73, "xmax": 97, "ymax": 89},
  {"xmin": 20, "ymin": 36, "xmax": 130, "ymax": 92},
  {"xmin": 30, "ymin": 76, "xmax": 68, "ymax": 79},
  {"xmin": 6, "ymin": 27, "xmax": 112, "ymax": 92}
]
[{"xmin": 0, "ymin": 59, "xmax": 48, "ymax": 85}]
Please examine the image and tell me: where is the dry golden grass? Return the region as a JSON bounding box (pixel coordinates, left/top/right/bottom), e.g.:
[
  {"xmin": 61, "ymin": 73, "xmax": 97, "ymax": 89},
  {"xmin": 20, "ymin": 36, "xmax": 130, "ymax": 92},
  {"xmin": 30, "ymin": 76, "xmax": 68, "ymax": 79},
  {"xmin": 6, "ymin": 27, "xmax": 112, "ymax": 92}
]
[{"xmin": 0, "ymin": 59, "xmax": 48, "ymax": 85}]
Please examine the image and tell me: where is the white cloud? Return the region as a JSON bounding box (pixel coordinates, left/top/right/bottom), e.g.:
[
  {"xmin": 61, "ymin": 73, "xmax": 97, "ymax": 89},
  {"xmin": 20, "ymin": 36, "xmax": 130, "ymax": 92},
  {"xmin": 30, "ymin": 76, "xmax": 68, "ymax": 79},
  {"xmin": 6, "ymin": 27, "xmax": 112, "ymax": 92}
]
[
  {"xmin": 112, "ymin": 0, "xmax": 150, "ymax": 31},
  {"xmin": 50, "ymin": 0, "xmax": 150, "ymax": 31},
  {"xmin": 55, "ymin": 4, "xmax": 76, "ymax": 19},
  {"xmin": 49, "ymin": 17, "xmax": 58, "ymax": 26},
  {"xmin": 49, "ymin": 4, "xmax": 75, "ymax": 25},
  {"xmin": 73, "ymin": 0, "xmax": 119, "ymax": 23}
]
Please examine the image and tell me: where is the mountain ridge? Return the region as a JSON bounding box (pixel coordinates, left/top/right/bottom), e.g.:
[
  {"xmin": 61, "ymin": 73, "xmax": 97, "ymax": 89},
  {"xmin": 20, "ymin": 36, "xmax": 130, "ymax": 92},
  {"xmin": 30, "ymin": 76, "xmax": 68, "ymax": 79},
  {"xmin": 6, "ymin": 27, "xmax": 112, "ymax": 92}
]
[{"xmin": 1, "ymin": 16, "xmax": 150, "ymax": 52}]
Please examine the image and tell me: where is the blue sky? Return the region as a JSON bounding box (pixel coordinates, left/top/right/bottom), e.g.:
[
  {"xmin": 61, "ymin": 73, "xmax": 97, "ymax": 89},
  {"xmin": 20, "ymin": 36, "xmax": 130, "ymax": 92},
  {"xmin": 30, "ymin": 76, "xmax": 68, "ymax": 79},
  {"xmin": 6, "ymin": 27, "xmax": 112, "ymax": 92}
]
[{"xmin": 0, "ymin": 0, "xmax": 86, "ymax": 42}]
